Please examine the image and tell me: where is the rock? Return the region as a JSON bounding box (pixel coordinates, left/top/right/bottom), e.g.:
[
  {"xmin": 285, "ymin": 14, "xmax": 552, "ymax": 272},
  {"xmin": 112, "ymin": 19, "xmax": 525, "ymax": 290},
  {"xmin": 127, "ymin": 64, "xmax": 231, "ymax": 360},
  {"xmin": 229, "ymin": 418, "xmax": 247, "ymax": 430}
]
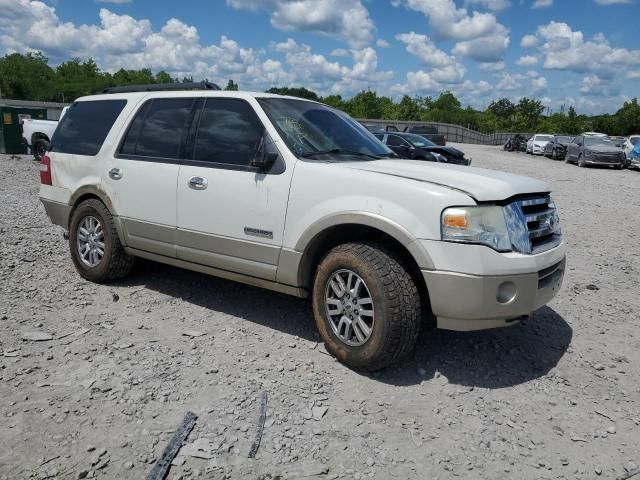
[
  {"xmin": 182, "ymin": 330, "xmax": 205, "ymax": 338},
  {"xmin": 112, "ymin": 293, "xmax": 119, "ymax": 302},
  {"xmin": 123, "ymin": 461, "xmax": 134, "ymax": 470},
  {"xmin": 365, "ymin": 457, "xmax": 375, "ymax": 467},
  {"xmin": 86, "ymin": 446, "xmax": 96, "ymax": 452},
  {"xmin": 585, "ymin": 284, "xmax": 599, "ymax": 291},
  {"xmin": 21, "ymin": 331, "xmax": 53, "ymax": 342},
  {"xmin": 178, "ymin": 438, "xmax": 217, "ymax": 459},
  {"xmin": 77, "ymin": 471, "xmax": 89, "ymax": 479},
  {"xmin": 172, "ymin": 457, "xmax": 186, "ymax": 466},
  {"xmin": 595, "ymin": 467, "xmax": 602, "ymax": 475},
  {"xmin": 312, "ymin": 406, "xmax": 328, "ymax": 421},
  {"xmin": 606, "ymin": 426, "xmax": 616, "ymax": 434},
  {"xmin": 594, "ymin": 363, "xmax": 605, "ymax": 371}
]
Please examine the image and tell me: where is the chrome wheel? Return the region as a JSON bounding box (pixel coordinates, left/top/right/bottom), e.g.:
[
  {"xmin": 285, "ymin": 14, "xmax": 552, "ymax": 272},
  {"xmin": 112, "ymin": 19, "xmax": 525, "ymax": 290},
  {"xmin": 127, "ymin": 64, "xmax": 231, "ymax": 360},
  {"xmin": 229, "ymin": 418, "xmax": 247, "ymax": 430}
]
[
  {"xmin": 76, "ymin": 216, "xmax": 105, "ymax": 267},
  {"xmin": 324, "ymin": 269, "xmax": 375, "ymax": 347}
]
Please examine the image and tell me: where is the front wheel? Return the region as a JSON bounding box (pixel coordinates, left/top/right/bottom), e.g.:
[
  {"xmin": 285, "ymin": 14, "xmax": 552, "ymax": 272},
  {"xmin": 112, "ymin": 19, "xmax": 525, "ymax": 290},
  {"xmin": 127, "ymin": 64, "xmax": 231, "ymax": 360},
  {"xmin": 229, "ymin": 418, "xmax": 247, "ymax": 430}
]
[
  {"xmin": 312, "ymin": 243, "xmax": 421, "ymax": 371},
  {"xmin": 578, "ymin": 154, "xmax": 587, "ymax": 168},
  {"xmin": 69, "ymin": 199, "xmax": 134, "ymax": 282}
]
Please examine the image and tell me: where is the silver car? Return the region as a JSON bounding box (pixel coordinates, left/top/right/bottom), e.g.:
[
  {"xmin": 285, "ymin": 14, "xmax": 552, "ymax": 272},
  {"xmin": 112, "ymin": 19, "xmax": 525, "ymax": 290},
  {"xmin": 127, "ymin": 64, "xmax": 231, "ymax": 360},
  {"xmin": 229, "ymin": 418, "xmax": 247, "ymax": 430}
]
[{"xmin": 565, "ymin": 135, "xmax": 625, "ymax": 168}]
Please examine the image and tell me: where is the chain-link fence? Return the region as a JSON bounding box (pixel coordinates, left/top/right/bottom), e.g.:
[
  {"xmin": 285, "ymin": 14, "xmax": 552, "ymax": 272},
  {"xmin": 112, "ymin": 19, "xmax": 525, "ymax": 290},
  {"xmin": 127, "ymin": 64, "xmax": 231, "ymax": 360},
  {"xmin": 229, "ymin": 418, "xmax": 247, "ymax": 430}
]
[{"xmin": 358, "ymin": 119, "xmax": 532, "ymax": 146}]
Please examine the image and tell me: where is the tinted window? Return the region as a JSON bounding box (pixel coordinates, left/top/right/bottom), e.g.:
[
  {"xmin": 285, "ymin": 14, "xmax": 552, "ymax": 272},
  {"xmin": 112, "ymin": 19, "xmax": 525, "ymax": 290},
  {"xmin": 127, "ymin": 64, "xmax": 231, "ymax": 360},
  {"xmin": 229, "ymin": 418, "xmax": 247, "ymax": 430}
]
[
  {"xmin": 387, "ymin": 135, "xmax": 406, "ymax": 147},
  {"xmin": 374, "ymin": 134, "xmax": 384, "ymax": 141},
  {"xmin": 51, "ymin": 100, "xmax": 126, "ymax": 156},
  {"xmin": 194, "ymin": 98, "xmax": 264, "ymax": 166},
  {"xmin": 121, "ymin": 98, "xmax": 193, "ymax": 159}
]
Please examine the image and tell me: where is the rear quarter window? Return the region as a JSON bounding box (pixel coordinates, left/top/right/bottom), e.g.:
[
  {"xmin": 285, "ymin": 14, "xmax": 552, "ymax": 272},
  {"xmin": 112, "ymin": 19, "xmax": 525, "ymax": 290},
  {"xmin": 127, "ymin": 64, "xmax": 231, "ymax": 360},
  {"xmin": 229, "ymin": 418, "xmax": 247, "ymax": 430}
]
[{"xmin": 51, "ymin": 100, "xmax": 127, "ymax": 156}]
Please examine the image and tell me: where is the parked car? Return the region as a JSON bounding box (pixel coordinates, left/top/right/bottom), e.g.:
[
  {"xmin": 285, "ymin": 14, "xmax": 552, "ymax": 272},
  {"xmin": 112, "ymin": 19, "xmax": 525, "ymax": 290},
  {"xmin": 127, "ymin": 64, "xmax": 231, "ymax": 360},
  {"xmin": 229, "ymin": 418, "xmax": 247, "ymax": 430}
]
[
  {"xmin": 375, "ymin": 132, "xmax": 470, "ymax": 165},
  {"xmin": 526, "ymin": 134, "xmax": 553, "ymax": 155},
  {"xmin": 39, "ymin": 83, "xmax": 565, "ymax": 371},
  {"xmin": 21, "ymin": 106, "xmax": 69, "ymax": 161},
  {"xmin": 504, "ymin": 134, "xmax": 528, "ymax": 152},
  {"xmin": 543, "ymin": 135, "xmax": 574, "ymax": 160},
  {"xmin": 609, "ymin": 136, "xmax": 626, "ymax": 149},
  {"xmin": 623, "ymin": 135, "xmax": 640, "ymax": 159},
  {"xmin": 384, "ymin": 124, "xmax": 447, "ymax": 145},
  {"xmin": 565, "ymin": 135, "xmax": 626, "ymax": 168},
  {"xmin": 362, "ymin": 124, "xmax": 386, "ymax": 134}
]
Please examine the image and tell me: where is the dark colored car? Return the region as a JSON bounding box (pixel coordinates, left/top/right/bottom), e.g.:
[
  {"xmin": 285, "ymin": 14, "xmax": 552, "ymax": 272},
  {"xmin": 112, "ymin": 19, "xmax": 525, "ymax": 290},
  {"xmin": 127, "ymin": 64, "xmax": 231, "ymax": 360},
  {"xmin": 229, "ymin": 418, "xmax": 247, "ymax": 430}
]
[
  {"xmin": 384, "ymin": 124, "xmax": 447, "ymax": 145},
  {"xmin": 565, "ymin": 135, "xmax": 626, "ymax": 168},
  {"xmin": 543, "ymin": 135, "xmax": 574, "ymax": 160},
  {"xmin": 374, "ymin": 132, "xmax": 470, "ymax": 165},
  {"xmin": 504, "ymin": 134, "xmax": 528, "ymax": 152}
]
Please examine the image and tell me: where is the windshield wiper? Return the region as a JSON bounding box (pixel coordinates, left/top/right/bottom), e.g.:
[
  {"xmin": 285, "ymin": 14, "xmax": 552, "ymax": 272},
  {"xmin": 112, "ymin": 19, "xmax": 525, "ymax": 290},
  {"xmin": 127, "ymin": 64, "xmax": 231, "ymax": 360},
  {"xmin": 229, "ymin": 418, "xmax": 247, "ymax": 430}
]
[{"xmin": 300, "ymin": 149, "xmax": 382, "ymax": 160}]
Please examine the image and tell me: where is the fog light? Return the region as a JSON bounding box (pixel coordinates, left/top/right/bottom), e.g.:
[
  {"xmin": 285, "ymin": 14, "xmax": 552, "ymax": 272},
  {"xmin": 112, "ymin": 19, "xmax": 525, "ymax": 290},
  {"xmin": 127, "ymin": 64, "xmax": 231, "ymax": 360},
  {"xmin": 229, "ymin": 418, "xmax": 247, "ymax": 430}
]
[{"xmin": 497, "ymin": 281, "xmax": 517, "ymax": 304}]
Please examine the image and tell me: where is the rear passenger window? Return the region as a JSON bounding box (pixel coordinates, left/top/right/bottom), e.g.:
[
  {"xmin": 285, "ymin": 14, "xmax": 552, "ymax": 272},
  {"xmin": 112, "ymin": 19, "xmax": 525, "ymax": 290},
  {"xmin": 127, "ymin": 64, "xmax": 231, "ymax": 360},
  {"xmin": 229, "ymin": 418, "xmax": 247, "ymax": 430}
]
[
  {"xmin": 51, "ymin": 100, "xmax": 126, "ymax": 156},
  {"xmin": 194, "ymin": 98, "xmax": 264, "ymax": 166},
  {"xmin": 120, "ymin": 98, "xmax": 193, "ymax": 159}
]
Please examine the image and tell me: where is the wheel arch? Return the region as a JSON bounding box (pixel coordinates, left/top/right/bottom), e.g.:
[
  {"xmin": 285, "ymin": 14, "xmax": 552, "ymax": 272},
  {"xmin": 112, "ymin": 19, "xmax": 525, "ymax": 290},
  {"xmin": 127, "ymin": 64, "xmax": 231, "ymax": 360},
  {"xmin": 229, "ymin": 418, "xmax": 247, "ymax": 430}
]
[
  {"xmin": 68, "ymin": 186, "xmax": 126, "ymax": 245},
  {"xmin": 30, "ymin": 132, "xmax": 50, "ymax": 147},
  {"xmin": 289, "ymin": 214, "xmax": 435, "ymax": 323}
]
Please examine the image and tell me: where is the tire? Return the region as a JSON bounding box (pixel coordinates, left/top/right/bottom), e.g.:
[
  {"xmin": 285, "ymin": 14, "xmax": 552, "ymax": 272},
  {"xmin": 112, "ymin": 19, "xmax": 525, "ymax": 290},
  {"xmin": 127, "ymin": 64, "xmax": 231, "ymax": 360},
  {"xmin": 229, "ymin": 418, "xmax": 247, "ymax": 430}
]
[
  {"xmin": 69, "ymin": 199, "xmax": 134, "ymax": 282},
  {"xmin": 33, "ymin": 139, "xmax": 48, "ymax": 162},
  {"xmin": 551, "ymin": 148, "xmax": 557, "ymax": 160},
  {"xmin": 578, "ymin": 154, "xmax": 586, "ymax": 168},
  {"xmin": 312, "ymin": 242, "xmax": 421, "ymax": 371}
]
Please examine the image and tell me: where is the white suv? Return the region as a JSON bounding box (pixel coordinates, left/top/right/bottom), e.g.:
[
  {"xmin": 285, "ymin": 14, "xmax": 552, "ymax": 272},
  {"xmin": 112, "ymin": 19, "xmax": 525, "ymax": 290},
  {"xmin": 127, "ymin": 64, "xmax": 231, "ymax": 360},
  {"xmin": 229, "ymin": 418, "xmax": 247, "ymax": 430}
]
[{"xmin": 39, "ymin": 83, "xmax": 566, "ymax": 370}]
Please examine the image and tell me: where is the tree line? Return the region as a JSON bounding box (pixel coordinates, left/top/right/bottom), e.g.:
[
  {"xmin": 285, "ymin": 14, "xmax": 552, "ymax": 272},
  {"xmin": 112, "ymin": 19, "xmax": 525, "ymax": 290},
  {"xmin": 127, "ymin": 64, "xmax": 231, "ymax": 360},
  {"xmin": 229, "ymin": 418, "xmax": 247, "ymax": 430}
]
[{"xmin": 1, "ymin": 52, "xmax": 638, "ymax": 136}]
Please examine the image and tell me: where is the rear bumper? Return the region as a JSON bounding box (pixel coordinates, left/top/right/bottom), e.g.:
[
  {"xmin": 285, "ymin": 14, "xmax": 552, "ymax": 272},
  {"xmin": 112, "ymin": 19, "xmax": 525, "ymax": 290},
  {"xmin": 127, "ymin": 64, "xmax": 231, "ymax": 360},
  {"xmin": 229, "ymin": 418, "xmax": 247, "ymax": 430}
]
[
  {"xmin": 422, "ymin": 258, "xmax": 565, "ymax": 331},
  {"xmin": 41, "ymin": 198, "xmax": 71, "ymax": 229}
]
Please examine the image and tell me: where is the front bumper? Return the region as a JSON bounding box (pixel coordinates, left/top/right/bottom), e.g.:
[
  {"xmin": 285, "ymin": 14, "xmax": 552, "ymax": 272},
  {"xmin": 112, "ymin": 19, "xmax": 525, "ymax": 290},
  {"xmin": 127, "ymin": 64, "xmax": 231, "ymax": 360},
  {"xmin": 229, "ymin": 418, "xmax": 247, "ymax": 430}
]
[
  {"xmin": 419, "ymin": 240, "xmax": 566, "ymax": 331},
  {"xmin": 423, "ymin": 259, "xmax": 565, "ymax": 331},
  {"xmin": 585, "ymin": 155, "xmax": 624, "ymax": 166}
]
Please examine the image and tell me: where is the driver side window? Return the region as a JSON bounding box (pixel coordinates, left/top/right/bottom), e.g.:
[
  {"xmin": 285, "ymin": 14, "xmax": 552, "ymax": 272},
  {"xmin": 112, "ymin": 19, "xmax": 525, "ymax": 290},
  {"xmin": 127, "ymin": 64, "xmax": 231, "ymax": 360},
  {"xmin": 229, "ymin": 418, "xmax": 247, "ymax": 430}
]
[{"xmin": 387, "ymin": 135, "xmax": 407, "ymax": 147}]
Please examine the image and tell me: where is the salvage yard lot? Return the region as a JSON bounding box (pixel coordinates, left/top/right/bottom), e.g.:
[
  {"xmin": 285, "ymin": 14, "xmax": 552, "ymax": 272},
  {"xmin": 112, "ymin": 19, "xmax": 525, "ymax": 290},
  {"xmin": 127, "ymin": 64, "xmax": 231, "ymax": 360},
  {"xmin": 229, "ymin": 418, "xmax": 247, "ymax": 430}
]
[{"xmin": 0, "ymin": 145, "xmax": 639, "ymax": 480}]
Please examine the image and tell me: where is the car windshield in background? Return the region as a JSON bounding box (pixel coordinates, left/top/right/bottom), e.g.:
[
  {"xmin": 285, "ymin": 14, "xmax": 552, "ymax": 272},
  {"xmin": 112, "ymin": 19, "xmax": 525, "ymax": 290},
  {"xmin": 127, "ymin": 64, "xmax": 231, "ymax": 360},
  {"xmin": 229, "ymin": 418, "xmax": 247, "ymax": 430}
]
[
  {"xmin": 258, "ymin": 98, "xmax": 393, "ymax": 159},
  {"xmin": 536, "ymin": 135, "xmax": 553, "ymax": 142},
  {"xmin": 558, "ymin": 136, "xmax": 573, "ymax": 143},
  {"xmin": 585, "ymin": 137, "xmax": 614, "ymax": 147},
  {"xmin": 405, "ymin": 134, "xmax": 436, "ymax": 147},
  {"xmin": 631, "ymin": 137, "xmax": 640, "ymax": 145}
]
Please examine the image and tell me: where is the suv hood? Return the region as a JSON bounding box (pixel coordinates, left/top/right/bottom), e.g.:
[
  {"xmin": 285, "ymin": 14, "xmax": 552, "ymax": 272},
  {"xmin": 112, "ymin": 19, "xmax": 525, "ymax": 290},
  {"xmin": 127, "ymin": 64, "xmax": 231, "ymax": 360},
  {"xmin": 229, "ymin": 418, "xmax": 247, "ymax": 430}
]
[
  {"xmin": 586, "ymin": 146, "xmax": 620, "ymax": 154},
  {"xmin": 341, "ymin": 159, "xmax": 549, "ymax": 202}
]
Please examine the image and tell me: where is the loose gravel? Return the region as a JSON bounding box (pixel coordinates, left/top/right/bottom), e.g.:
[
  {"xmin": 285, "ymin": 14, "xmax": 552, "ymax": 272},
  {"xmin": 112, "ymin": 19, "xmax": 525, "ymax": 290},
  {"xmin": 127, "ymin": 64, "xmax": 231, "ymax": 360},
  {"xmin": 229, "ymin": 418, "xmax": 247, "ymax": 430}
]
[{"xmin": 0, "ymin": 146, "xmax": 638, "ymax": 480}]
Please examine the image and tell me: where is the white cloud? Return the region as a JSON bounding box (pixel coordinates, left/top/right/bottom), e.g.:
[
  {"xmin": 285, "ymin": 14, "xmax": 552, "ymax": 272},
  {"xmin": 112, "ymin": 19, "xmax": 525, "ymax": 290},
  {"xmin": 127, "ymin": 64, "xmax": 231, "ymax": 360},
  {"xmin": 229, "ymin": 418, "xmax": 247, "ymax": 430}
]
[
  {"xmin": 580, "ymin": 74, "xmax": 620, "ymax": 96},
  {"xmin": 479, "ymin": 61, "xmax": 505, "ymax": 71},
  {"xmin": 330, "ymin": 48, "xmax": 349, "ymax": 57},
  {"xmin": 226, "ymin": 0, "xmax": 374, "ymax": 48},
  {"xmin": 627, "ymin": 71, "xmax": 640, "ymax": 79},
  {"xmin": 396, "ymin": 32, "xmax": 466, "ymax": 83},
  {"xmin": 393, "ymin": 0, "xmax": 510, "ymax": 62},
  {"xmin": 376, "ymin": 39, "xmax": 390, "ymax": 48},
  {"xmin": 516, "ymin": 55, "xmax": 539, "ymax": 66},
  {"xmin": 530, "ymin": 21, "xmax": 640, "ymax": 75},
  {"xmin": 532, "ymin": 0, "xmax": 553, "ymax": 7},
  {"xmin": 594, "ymin": 0, "xmax": 632, "ymax": 4},
  {"xmin": 531, "ymin": 76, "xmax": 547, "ymax": 93},
  {"xmin": 520, "ymin": 34, "xmax": 538, "ymax": 48}
]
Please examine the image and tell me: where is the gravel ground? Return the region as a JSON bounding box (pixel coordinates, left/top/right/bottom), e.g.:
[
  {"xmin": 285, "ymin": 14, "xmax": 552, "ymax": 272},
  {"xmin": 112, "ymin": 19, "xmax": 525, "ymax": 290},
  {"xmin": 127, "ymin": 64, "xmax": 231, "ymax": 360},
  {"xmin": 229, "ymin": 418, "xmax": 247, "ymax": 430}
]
[{"xmin": 0, "ymin": 146, "xmax": 639, "ymax": 480}]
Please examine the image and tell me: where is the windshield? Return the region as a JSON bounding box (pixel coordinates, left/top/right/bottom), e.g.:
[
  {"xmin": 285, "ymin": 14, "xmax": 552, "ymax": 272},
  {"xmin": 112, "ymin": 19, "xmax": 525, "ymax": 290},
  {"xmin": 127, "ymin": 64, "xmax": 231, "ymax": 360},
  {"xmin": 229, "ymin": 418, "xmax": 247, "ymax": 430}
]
[
  {"xmin": 258, "ymin": 98, "xmax": 393, "ymax": 159},
  {"xmin": 557, "ymin": 136, "xmax": 573, "ymax": 143},
  {"xmin": 404, "ymin": 133, "xmax": 436, "ymax": 147},
  {"xmin": 631, "ymin": 137, "xmax": 640, "ymax": 145},
  {"xmin": 585, "ymin": 137, "xmax": 614, "ymax": 147},
  {"xmin": 535, "ymin": 135, "xmax": 553, "ymax": 142}
]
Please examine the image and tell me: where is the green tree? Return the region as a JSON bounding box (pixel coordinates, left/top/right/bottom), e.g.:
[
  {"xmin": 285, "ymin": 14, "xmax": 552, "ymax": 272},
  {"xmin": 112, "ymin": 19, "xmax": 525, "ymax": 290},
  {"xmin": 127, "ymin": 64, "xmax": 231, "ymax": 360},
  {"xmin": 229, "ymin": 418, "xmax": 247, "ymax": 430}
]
[
  {"xmin": 224, "ymin": 79, "xmax": 239, "ymax": 91},
  {"xmin": 515, "ymin": 97, "xmax": 544, "ymax": 130},
  {"xmin": 155, "ymin": 71, "xmax": 175, "ymax": 84},
  {"xmin": 266, "ymin": 86, "xmax": 320, "ymax": 101},
  {"xmin": 344, "ymin": 90, "xmax": 383, "ymax": 119},
  {"xmin": 0, "ymin": 52, "xmax": 54, "ymax": 101},
  {"xmin": 616, "ymin": 98, "xmax": 640, "ymax": 135},
  {"xmin": 321, "ymin": 94, "xmax": 344, "ymax": 110},
  {"xmin": 397, "ymin": 96, "xmax": 420, "ymax": 121}
]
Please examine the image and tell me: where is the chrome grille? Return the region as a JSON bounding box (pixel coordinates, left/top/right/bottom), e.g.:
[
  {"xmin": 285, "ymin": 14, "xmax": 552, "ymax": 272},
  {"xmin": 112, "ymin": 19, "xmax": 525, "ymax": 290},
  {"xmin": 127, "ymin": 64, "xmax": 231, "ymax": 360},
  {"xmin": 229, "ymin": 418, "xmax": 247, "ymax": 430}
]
[{"xmin": 504, "ymin": 195, "xmax": 561, "ymax": 254}]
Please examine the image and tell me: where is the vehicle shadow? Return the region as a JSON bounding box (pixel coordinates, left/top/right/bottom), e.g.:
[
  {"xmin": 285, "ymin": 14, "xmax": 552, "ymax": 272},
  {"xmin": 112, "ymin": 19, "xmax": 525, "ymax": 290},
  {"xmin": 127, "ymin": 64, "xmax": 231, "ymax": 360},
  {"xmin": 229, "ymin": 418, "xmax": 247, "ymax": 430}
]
[
  {"xmin": 372, "ymin": 305, "xmax": 572, "ymax": 389},
  {"xmin": 117, "ymin": 260, "xmax": 572, "ymax": 389}
]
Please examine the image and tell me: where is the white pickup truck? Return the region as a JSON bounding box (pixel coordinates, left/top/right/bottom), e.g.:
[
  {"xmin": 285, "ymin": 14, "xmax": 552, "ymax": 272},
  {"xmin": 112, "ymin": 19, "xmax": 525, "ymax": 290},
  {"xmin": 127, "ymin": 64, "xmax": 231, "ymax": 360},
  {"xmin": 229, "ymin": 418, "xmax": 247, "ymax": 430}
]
[
  {"xmin": 39, "ymin": 86, "xmax": 566, "ymax": 371},
  {"xmin": 21, "ymin": 106, "xmax": 68, "ymax": 160}
]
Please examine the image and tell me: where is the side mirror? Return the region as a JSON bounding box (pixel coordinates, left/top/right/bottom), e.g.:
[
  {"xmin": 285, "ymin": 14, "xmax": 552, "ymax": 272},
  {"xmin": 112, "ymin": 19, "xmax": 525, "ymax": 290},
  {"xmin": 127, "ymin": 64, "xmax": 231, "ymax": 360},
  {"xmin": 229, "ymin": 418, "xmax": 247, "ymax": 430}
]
[{"xmin": 251, "ymin": 134, "xmax": 279, "ymax": 172}]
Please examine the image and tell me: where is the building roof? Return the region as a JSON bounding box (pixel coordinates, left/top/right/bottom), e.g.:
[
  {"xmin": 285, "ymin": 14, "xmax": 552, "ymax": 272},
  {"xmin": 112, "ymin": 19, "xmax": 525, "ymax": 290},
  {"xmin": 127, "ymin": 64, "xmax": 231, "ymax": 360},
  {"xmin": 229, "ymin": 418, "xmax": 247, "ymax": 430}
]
[{"xmin": 0, "ymin": 99, "xmax": 69, "ymax": 109}]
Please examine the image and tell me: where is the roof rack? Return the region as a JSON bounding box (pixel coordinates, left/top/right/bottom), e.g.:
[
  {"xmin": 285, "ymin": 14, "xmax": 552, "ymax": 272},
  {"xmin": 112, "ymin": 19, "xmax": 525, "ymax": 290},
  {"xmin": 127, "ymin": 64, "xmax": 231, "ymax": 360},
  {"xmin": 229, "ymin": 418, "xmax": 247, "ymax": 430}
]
[{"xmin": 101, "ymin": 81, "xmax": 221, "ymax": 94}]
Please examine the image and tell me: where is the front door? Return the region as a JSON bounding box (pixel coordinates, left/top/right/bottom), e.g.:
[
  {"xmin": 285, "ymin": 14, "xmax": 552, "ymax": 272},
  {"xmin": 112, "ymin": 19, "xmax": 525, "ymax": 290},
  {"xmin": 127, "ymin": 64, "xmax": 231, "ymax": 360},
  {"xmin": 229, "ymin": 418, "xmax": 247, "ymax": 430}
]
[{"xmin": 176, "ymin": 97, "xmax": 292, "ymax": 281}]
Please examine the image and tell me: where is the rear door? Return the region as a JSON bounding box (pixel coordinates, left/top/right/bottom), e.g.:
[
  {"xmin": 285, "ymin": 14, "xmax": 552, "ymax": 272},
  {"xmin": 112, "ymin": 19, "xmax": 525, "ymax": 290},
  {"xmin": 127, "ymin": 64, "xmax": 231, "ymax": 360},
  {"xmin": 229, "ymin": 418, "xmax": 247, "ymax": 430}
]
[
  {"xmin": 107, "ymin": 97, "xmax": 195, "ymax": 257},
  {"xmin": 175, "ymin": 97, "xmax": 292, "ymax": 281},
  {"xmin": 566, "ymin": 136, "xmax": 581, "ymax": 162}
]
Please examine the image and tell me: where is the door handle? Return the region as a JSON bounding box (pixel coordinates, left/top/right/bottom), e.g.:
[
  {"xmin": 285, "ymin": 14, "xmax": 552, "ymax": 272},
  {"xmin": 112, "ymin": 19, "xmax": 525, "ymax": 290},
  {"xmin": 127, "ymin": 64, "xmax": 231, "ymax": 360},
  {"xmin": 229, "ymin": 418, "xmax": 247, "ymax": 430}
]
[
  {"xmin": 188, "ymin": 176, "xmax": 208, "ymax": 190},
  {"xmin": 108, "ymin": 168, "xmax": 122, "ymax": 180}
]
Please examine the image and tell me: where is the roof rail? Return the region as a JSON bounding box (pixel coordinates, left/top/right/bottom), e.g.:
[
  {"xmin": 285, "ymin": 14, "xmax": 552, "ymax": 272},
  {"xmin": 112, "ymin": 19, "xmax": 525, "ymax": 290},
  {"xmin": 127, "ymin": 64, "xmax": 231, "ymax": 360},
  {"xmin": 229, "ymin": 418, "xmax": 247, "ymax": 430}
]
[{"xmin": 101, "ymin": 81, "xmax": 221, "ymax": 94}]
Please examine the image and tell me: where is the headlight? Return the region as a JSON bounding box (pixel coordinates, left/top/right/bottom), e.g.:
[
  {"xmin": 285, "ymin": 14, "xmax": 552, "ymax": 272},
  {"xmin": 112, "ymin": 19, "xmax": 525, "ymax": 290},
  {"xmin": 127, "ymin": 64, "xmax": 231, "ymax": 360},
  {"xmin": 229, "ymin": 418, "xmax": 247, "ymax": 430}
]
[{"xmin": 441, "ymin": 206, "xmax": 511, "ymax": 251}]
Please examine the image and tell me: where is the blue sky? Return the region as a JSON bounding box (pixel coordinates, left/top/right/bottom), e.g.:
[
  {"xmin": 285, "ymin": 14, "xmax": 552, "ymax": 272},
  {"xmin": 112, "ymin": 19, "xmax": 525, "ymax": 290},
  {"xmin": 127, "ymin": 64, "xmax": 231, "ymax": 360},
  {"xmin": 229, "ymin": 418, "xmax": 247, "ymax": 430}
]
[{"xmin": 1, "ymin": 0, "xmax": 639, "ymax": 114}]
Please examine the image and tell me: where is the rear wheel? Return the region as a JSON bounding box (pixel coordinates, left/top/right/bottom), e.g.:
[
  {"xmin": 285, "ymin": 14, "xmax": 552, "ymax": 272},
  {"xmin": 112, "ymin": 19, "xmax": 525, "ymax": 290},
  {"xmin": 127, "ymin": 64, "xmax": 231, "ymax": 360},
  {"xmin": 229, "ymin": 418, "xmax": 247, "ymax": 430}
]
[
  {"xmin": 69, "ymin": 199, "xmax": 134, "ymax": 282},
  {"xmin": 312, "ymin": 243, "xmax": 421, "ymax": 371}
]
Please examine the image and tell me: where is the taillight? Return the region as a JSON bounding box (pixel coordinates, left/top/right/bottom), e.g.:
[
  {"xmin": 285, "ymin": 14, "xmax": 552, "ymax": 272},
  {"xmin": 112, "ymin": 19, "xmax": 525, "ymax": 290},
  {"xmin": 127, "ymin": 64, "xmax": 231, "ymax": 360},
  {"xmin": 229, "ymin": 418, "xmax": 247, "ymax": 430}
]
[{"xmin": 40, "ymin": 155, "xmax": 52, "ymax": 185}]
